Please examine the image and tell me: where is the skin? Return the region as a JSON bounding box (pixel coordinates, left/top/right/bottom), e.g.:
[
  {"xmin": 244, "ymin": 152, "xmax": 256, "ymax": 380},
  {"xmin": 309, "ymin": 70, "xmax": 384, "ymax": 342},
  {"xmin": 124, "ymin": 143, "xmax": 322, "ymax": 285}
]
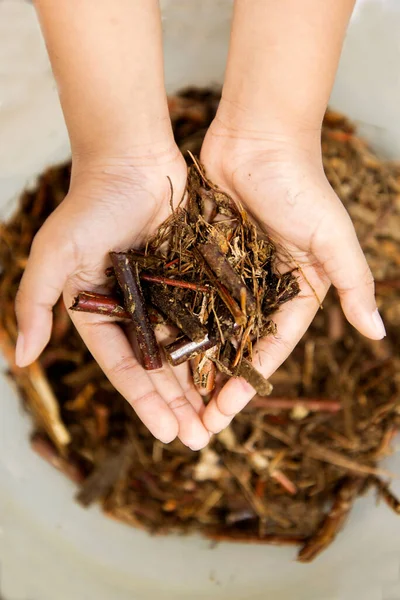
[
  {"xmin": 200, "ymin": 0, "xmax": 386, "ymax": 433},
  {"xmin": 16, "ymin": 0, "xmax": 385, "ymax": 447}
]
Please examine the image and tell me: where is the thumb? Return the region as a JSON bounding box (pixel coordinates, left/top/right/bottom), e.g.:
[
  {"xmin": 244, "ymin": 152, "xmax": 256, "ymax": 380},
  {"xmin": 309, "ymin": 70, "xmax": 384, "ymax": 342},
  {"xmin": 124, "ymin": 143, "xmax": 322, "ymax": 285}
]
[
  {"xmin": 311, "ymin": 207, "xmax": 385, "ymax": 340},
  {"xmin": 15, "ymin": 228, "xmax": 73, "ymax": 367}
]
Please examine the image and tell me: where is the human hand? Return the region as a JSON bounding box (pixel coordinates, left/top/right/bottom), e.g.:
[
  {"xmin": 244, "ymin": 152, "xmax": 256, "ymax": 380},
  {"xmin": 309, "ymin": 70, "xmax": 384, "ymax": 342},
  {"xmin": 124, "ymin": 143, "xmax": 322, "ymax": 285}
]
[
  {"xmin": 15, "ymin": 148, "xmax": 210, "ymax": 450},
  {"xmin": 200, "ymin": 123, "xmax": 385, "ymax": 433}
]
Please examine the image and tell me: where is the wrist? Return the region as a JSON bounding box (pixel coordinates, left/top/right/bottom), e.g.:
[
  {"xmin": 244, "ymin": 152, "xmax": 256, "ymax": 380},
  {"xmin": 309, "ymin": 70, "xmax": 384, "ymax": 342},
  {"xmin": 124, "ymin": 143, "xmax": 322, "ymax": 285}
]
[
  {"xmin": 71, "ymin": 133, "xmax": 181, "ymax": 170},
  {"xmin": 203, "ymin": 111, "xmax": 323, "ymax": 176},
  {"xmin": 213, "ymin": 97, "xmax": 322, "ymax": 150},
  {"xmin": 70, "ymin": 141, "xmax": 186, "ymax": 198},
  {"xmin": 70, "ymin": 115, "xmax": 176, "ymax": 166}
]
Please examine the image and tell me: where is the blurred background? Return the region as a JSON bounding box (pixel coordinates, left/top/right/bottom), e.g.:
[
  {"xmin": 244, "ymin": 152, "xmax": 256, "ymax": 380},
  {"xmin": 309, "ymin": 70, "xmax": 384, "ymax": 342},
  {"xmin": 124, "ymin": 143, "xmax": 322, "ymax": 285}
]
[{"xmin": 1, "ymin": 1, "xmax": 400, "ymax": 599}]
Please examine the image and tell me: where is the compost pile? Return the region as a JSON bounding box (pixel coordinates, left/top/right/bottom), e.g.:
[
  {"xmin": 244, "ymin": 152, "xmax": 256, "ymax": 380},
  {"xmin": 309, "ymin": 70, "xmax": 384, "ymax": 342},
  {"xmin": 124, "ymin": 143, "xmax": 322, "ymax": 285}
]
[{"xmin": 1, "ymin": 89, "xmax": 400, "ymax": 562}]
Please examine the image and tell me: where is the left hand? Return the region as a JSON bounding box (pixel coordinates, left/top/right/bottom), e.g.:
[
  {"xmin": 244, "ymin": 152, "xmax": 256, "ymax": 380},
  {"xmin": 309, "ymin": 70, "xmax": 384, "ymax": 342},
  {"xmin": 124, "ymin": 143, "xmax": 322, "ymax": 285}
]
[{"xmin": 200, "ymin": 121, "xmax": 385, "ymax": 434}]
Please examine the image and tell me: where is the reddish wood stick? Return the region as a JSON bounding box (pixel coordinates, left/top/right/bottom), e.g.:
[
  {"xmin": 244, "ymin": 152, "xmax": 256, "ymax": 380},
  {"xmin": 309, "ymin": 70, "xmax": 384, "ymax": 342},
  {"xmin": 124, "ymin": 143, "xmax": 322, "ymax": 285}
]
[
  {"xmin": 141, "ymin": 273, "xmax": 209, "ymax": 293},
  {"xmin": 70, "ymin": 291, "xmax": 130, "ymax": 319},
  {"xmin": 110, "ymin": 252, "xmax": 162, "ymax": 370}
]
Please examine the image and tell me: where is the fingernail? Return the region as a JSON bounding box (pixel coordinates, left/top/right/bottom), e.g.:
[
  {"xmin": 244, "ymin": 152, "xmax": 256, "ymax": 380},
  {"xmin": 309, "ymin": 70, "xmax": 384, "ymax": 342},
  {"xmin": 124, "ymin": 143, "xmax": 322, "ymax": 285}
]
[
  {"xmin": 188, "ymin": 445, "xmax": 200, "ymax": 452},
  {"xmin": 371, "ymin": 309, "xmax": 386, "ymax": 339},
  {"xmin": 239, "ymin": 377, "xmax": 255, "ymax": 396},
  {"xmin": 188, "ymin": 437, "xmax": 210, "ymax": 451},
  {"xmin": 15, "ymin": 333, "xmax": 25, "ymax": 367},
  {"xmin": 158, "ymin": 434, "xmax": 176, "ymax": 445}
]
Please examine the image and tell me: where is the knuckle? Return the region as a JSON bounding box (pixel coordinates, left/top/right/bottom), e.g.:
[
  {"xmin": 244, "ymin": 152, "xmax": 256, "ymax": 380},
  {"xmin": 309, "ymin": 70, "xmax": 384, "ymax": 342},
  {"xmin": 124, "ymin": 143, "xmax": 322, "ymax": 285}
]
[
  {"xmin": 14, "ymin": 285, "xmax": 26, "ymax": 314},
  {"xmin": 261, "ymin": 333, "xmax": 292, "ymax": 356},
  {"xmin": 336, "ymin": 265, "xmax": 375, "ymax": 295},
  {"xmin": 30, "ymin": 229, "xmax": 46, "ymax": 255},
  {"xmin": 181, "ymin": 381, "xmax": 198, "ymax": 398},
  {"xmin": 305, "ymin": 258, "xmax": 330, "ymax": 287},
  {"xmin": 363, "ymin": 266, "xmax": 375, "ymax": 289},
  {"xmin": 312, "ymin": 209, "xmax": 354, "ymax": 255},
  {"xmin": 337, "ymin": 209, "xmax": 356, "ymax": 235},
  {"xmin": 30, "ymin": 226, "xmax": 55, "ymax": 258},
  {"xmin": 31, "ymin": 222, "xmax": 76, "ymax": 263},
  {"xmin": 167, "ymin": 395, "xmax": 190, "ymax": 412},
  {"xmin": 216, "ymin": 396, "xmax": 235, "ymax": 417},
  {"xmin": 110, "ymin": 355, "xmax": 142, "ymax": 381},
  {"xmin": 130, "ymin": 390, "xmax": 162, "ymax": 410}
]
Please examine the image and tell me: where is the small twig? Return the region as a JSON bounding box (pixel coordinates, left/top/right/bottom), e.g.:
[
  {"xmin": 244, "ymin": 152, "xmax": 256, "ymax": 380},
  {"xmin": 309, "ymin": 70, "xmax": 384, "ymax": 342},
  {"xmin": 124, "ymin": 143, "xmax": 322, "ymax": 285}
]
[
  {"xmin": 232, "ymin": 316, "xmax": 254, "ymax": 369},
  {"xmin": 107, "ymin": 265, "xmax": 210, "ymax": 292},
  {"xmin": 294, "ymin": 261, "xmax": 323, "ymax": 309},
  {"xmin": 106, "ymin": 251, "xmax": 164, "ymax": 275},
  {"xmin": 76, "ymin": 441, "xmax": 134, "ymax": 507},
  {"xmin": 198, "ymin": 243, "xmax": 256, "ymax": 315},
  {"xmin": 110, "ymin": 253, "xmax": 162, "ymax": 370},
  {"xmin": 297, "ymin": 477, "xmax": 365, "ymax": 562},
  {"xmin": 371, "ymin": 477, "xmax": 400, "ymax": 514},
  {"xmin": 165, "ymin": 257, "xmax": 180, "ymax": 269},
  {"xmin": 193, "ymin": 247, "xmax": 247, "ymax": 326},
  {"xmin": 236, "ymin": 359, "xmax": 273, "ymax": 397},
  {"xmin": 303, "ymin": 440, "xmax": 397, "ymax": 478},
  {"xmin": 0, "ymin": 327, "xmax": 71, "ymax": 453},
  {"xmin": 371, "ymin": 425, "xmax": 398, "ymax": 459},
  {"xmin": 205, "ymin": 531, "xmax": 305, "ymax": 546},
  {"xmin": 271, "ymin": 469, "xmax": 298, "ymax": 495},
  {"xmin": 167, "ymin": 175, "xmax": 174, "ymax": 213},
  {"xmin": 70, "ymin": 291, "xmax": 130, "ymax": 319},
  {"xmin": 223, "ymin": 457, "xmax": 269, "ymax": 521},
  {"xmin": 369, "ymin": 399, "xmax": 398, "ymax": 425},
  {"xmin": 317, "ymin": 426, "xmax": 359, "ymax": 451},
  {"xmin": 94, "ymin": 404, "xmax": 110, "ymax": 440},
  {"xmin": 62, "ymin": 361, "xmax": 102, "ymax": 387},
  {"xmin": 164, "ymin": 333, "xmax": 218, "ymax": 366},
  {"xmin": 249, "ymin": 396, "xmax": 341, "ymax": 413},
  {"xmin": 65, "ymin": 383, "xmax": 95, "ymax": 412},
  {"xmin": 197, "ymin": 489, "xmax": 224, "ymax": 520},
  {"xmin": 147, "ymin": 285, "xmax": 207, "ymax": 342},
  {"xmin": 141, "ymin": 273, "xmax": 210, "ymax": 293},
  {"xmin": 302, "ymin": 340, "xmax": 315, "ymax": 394},
  {"xmin": 255, "ymin": 421, "xmax": 295, "ymax": 447},
  {"xmin": 192, "ymin": 349, "xmax": 218, "ymax": 394},
  {"xmin": 31, "ymin": 433, "xmax": 85, "ymax": 484},
  {"xmin": 375, "ymin": 278, "xmax": 400, "ymax": 293}
]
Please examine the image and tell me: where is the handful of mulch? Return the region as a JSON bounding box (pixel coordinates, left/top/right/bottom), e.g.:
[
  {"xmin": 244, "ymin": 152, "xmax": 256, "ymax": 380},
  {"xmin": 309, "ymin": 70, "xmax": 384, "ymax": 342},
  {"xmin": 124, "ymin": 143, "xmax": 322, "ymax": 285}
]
[
  {"xmin": 1, "ymin": 88, "xmax": 400, "ymax": 563},
  {"xmin": 70, "ymin": 156, "xmax": 299, "ymax": 395}
]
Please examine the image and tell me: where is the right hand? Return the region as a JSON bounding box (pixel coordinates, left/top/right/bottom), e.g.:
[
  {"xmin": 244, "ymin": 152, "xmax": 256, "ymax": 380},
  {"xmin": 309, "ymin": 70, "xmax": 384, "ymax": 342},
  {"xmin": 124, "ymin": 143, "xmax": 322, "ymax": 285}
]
[{"xmin": 15, "ymin": 147, "xmax": 210, "ymax": 450}]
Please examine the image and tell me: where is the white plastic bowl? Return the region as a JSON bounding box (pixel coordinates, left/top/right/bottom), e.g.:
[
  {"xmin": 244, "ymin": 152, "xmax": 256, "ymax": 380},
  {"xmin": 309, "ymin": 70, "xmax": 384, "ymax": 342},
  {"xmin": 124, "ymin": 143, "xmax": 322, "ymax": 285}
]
[{"xmin": 1, "ymin": 2, "xmax": 400, "ymax": 598}]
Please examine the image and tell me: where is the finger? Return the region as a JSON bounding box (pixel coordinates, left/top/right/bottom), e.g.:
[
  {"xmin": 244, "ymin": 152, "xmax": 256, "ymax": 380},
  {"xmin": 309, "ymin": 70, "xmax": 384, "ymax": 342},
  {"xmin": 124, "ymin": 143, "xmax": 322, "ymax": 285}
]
[
  {"xmin": 69, "ymin": 309, "xmax": 179, "ymax": 444},
  {"xmin": 149, "ymin": 367, "xmax": 210, "ymax": 450},
  {"xmin": 202, "ymin": 397, "xmax": 234, "ymax": 434},
  {"xmin": 126, "ymin": 322, "xmax": 208, "ymax": 447},
  {"xmin": 15, "ymin": 230, "xmax": 73, "ymax": 367},
  {"xmin": 170, "ymin": 361, "xmax": 205, "ymax": 414},
  {"xmin": 311, "ymin": 209, "xmax": 385, "ymax": 340},
  {"xmin": 153, "ymin": 323, "xmax": 204, "ymax": 414},
  {"xmin": 203, "ymin": 271, "xmax": 330, "ymax": 434}
]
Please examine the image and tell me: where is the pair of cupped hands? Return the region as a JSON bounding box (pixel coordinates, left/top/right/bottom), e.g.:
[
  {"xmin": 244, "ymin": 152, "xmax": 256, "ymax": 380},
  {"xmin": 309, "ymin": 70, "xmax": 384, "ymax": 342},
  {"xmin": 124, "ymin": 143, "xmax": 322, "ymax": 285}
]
[{"xmin": 15, "ymin": 115, "xmax": 384, "ymax": 451}]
